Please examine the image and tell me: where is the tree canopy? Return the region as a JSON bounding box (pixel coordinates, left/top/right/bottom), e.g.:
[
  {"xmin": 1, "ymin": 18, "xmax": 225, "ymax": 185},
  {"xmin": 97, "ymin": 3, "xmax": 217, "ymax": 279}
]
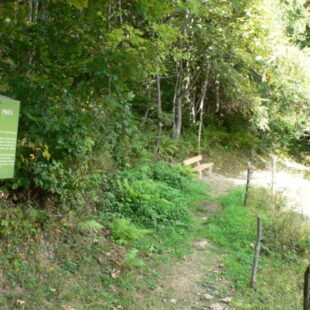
[{"xmin": 0, "ymin": 0, "xmax": 309, "ymax": 198}]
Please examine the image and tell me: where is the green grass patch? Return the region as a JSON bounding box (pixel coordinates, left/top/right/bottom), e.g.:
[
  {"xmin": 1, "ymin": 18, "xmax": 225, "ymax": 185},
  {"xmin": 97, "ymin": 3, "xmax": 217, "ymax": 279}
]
[{"xmin": 206, "ymin": 186, "xmax": 309, "ymax": 309}]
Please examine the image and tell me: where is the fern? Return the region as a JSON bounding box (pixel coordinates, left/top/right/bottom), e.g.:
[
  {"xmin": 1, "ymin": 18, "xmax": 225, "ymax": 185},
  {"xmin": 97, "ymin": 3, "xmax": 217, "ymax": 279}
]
[
  {"xmin": 124, "ymin": 248, "xmax": 144, "ymax": 267},
  {"xmin": 111, "ymin": 218, "xmax": 151, "ymax": 244}
]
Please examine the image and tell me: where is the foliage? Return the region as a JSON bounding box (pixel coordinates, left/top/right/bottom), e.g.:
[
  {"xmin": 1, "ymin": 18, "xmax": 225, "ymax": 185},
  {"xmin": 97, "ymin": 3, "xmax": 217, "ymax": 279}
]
[
  {"xmin": 0, "ymin": 0, "xmax": 309, "ymax": 200},
  {"xmin": 0, "ymin": 160, "xmax": 207, "ymax": 309},
  {"xmin": 111, "ymin": 218, "xmax": 151, "ymax": 244},
  {"xmin": 124, "ymin": 248, "xmax": 145, "ymax": 268},
  {"xmin": 0, "ymin": 205, "xmax": 51, "ymax": 241},
  {"xmin": 102, "ymin": 162, "xmax": 206, "ymax": 229},
  {"xmin": 264, "ymin": 210, "xmax": 310, "ymax": 259}
]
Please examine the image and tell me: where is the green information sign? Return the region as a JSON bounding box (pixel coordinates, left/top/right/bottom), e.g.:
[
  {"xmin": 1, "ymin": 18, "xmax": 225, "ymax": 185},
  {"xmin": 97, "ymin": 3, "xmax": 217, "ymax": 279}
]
[{"xmin": 0, "ymin": 96, "xmax": 20, "ymax": 179}]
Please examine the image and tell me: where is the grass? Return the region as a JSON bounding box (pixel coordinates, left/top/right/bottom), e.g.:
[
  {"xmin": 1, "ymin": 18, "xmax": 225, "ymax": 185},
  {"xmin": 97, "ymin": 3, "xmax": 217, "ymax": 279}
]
[
  {"xmin": 206, "ymin": 186, "xmax": 309, "ymax": 310},
  {"xmin": 0, "ymin": 162, "xmax": 210, "ymax": 309},
  {"xmin": 0, "ymin": 161, "xmax": 309, "ymax": 309}
]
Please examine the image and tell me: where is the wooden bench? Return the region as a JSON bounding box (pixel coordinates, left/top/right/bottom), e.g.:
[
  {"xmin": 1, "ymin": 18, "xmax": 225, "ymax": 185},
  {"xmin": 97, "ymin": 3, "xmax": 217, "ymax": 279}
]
[{"xmin": 183, "ymin": 155, "xmax": 213, "ymax": 179}]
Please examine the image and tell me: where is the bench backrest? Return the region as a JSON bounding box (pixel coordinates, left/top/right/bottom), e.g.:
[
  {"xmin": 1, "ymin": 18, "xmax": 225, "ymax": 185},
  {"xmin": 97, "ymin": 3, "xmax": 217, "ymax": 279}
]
[{"xmin": 183, "ymin": 155, "xmax": 202, "ymax": 166}]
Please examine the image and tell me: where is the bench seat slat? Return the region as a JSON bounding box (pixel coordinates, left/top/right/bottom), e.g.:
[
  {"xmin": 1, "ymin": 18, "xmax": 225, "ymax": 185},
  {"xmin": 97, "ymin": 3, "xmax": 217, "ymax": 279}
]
[
  {"xmin": 183, "ymin": 155, "xmax": 202, "ymax": 166},
  {"xmin": 192, "ymin": 163, "xmax": 214, "ymax": 172}
]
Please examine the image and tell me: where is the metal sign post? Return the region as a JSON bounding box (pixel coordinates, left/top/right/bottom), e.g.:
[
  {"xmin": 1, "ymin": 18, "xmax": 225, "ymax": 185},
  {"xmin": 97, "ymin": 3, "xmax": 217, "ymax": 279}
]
[{"xmin": 0, "ymin": 96, "xmax": 20, "ymax": 179}]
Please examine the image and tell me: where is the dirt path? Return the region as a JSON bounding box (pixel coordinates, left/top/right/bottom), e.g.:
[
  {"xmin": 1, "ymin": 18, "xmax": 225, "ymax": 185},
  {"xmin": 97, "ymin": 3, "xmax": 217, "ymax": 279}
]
[
  {"xmin": 204, "ymin": 161, "xmax": 310, "ymax": 217},
  {"xmin": 132, "ymin": 182, "xmax": 236, "ymax": 310},
  {"xmin": 144, "ymin": 240, "xmax": 233, "ymax": 310}
]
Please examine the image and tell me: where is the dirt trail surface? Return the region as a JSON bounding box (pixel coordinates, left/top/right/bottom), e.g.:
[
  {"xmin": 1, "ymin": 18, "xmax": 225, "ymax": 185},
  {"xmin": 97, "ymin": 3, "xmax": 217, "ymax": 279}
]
[
  {"xmin": 204, "ymin": 160, "xmax": 310, "ymax": 217},
  {"xmin": 138, "ymin": 237, "xmax": 234, "ymax": 310},
  {"xmin": 132, "ymin": 182, "xmax": 235, "ymax": 310}
]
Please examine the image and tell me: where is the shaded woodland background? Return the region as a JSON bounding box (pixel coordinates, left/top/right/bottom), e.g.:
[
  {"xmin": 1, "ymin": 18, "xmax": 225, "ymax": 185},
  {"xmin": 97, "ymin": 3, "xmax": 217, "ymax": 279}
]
[{"xmin": 0, "ymin": 0, "xmax": 309, "ymax": 203}]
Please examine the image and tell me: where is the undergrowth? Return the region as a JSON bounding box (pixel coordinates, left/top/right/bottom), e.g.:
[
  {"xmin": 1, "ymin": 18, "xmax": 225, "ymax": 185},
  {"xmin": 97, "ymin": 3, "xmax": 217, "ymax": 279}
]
[
  {"xmin": 0, "ymin": 161, "xmax": 209, "ymax": 309},
  {"xmin": 100, "ymin": 161, "xmax": 206, "ymax": 229}
]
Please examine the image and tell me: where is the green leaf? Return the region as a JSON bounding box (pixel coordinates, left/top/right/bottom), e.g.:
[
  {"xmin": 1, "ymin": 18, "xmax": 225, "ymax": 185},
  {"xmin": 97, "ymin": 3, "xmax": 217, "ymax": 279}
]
[{"xmin": 232, "ymin": 0, "xmax": 239, "ymax": 11}]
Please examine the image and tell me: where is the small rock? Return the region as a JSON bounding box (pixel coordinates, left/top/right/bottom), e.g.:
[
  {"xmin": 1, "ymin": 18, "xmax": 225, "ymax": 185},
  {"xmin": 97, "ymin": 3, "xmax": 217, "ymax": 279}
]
[
  {"xmin": 209, "ymin": 303, "xmax": 224, "ymax": 310},
  {"xmin": 170, "ymin": 299, "xmax": 177, "ymax": 304},
  {"xmin": 220, "ymin": 297, "xmax": 232, "ymax": 303},
  {"xmin": 202, "ymin": 293, "xmax": 214, "ymax": 300},
  {"xmin": 195, "ymin": 240, "xmax": 210, "ymax": 248}
]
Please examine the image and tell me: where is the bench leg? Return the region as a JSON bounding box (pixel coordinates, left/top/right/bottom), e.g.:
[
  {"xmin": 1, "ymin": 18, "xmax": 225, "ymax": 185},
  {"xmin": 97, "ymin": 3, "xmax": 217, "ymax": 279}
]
[
  {"xmin": 199, "ymin": 171, "xmax": 202, "ymax": 179},
  {"xmin": 208, "ymin": 166, "xmax": 212, "ymax": 176}
]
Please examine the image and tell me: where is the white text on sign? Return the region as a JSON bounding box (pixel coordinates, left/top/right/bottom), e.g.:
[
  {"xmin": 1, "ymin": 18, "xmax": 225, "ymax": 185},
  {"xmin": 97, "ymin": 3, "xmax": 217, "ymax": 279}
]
[{"xmin": 2, "ymin": 109, "xmax": 13, "ymax": 116}]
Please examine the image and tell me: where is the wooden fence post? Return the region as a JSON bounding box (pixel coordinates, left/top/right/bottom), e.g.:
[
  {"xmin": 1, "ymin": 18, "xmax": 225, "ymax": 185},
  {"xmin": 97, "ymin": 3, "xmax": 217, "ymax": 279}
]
[
  {"xmin": 251, "ymin": 216, "xmax": 262, "ymax": 289},
  {"xmin": 244, "ymin": 162, "xmax": 253, "ymax": 206},
  {"xmin": 304, "ymin": 266, "xmax": 310, "ymax": 310}
]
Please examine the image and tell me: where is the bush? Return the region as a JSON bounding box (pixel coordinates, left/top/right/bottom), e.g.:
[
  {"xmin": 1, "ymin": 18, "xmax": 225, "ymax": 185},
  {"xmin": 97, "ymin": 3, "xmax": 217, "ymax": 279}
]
[{"xmin": 101, "ymin": 162, "xmax": 206, "ymax": 229}]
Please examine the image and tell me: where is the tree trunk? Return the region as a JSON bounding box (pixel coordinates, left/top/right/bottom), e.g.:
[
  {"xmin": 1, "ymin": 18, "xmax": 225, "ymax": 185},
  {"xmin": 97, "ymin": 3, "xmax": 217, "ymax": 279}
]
[
  {"xmin": 198, "ymin": 65, "xmax": 210, "ymax": 153},
  {"xmin": 172, "ymin": 62, "xmax": 183, "ymax": 140},
  {"xmin": 28, "ymin": 0, "xmax": 33, "ymax": 22},
  {"xmin": 173, "ymin": 95, "xmax": 182, "ymax": 139},
  {"xmin": 154, "ymin": 75, "xmax": 162, "ymax": 153},
  {"xmin": 215, "ymin": 80, "xmax": 220, "ymax": 113}
]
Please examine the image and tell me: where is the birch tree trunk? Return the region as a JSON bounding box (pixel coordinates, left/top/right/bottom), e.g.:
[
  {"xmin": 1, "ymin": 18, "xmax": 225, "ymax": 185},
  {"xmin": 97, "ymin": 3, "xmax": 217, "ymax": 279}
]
[
  {"xmin": 28, "ymin": 0, "xmax": 33, "ymax": 23},
  {"xmin": 154, "ymin": 75, "xmax": 162, "ymax": 153},
  {"xmin": 172, "ymin": 6, "xmax": 193, "ymax": 140},
  {"xmin": 172, "ymin": 61, "xmax": 183, "ymax": 140},
  {"xmin": 198, "ymin": 65, "xmax": 210, "ymax": 153}
]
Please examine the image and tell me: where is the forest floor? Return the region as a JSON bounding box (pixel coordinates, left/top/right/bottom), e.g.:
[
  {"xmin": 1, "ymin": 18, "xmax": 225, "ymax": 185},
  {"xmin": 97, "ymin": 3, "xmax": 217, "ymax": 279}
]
[{"xmin": 132, "ymin": 159, "xmax": 310, "ymax": 310}]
